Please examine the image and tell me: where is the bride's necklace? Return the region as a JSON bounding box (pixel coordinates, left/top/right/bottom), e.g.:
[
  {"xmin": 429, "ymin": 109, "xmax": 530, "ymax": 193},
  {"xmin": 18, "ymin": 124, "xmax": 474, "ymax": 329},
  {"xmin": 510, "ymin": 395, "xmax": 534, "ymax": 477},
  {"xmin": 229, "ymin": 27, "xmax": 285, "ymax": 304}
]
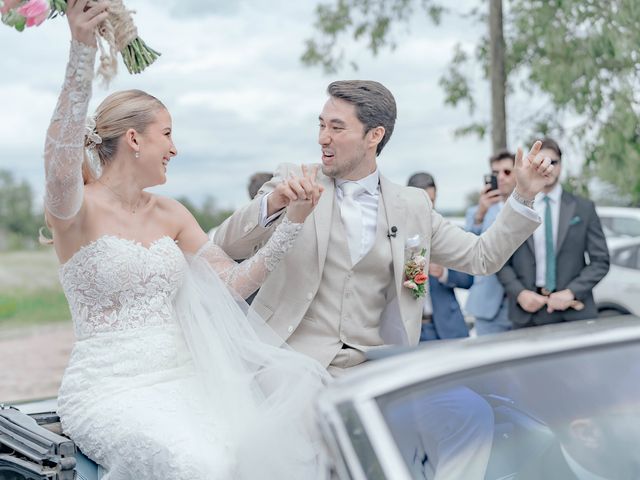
[{"xmin": 96, "ymin": 178, "xmax": 143, "ymax": 214}]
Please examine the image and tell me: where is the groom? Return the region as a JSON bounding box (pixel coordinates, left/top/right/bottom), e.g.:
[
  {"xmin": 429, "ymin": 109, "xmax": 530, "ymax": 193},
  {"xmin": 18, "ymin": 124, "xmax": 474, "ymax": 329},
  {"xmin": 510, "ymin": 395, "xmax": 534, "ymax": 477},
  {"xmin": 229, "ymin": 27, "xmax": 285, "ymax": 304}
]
[{"xmin": 215, "ymin": 80, "xmax": 550, "ymax": 375}]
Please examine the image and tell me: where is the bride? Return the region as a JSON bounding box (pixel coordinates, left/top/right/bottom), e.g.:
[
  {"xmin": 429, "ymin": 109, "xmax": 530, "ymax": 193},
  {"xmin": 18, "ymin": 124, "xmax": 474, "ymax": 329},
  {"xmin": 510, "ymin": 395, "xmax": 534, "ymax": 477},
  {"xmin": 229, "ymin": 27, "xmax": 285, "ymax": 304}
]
[{"xmin": 46, "ymin": 1, "xmax": 330, "ymax": 478}]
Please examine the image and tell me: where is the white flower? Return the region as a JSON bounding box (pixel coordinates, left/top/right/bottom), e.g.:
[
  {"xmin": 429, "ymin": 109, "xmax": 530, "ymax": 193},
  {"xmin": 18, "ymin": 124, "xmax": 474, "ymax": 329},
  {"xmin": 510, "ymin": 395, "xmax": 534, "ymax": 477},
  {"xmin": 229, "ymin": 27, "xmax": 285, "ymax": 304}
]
[
  {"xmin": 85, "ymin": 115, "xmax": 102, "ymax": 149},
  {"xmin": 403, "ymin": 280, "xmax": 418, "ymax": 290},
  {"xmin": 413, "ymin": 255, "xmax": 426, "ymax": 267}
]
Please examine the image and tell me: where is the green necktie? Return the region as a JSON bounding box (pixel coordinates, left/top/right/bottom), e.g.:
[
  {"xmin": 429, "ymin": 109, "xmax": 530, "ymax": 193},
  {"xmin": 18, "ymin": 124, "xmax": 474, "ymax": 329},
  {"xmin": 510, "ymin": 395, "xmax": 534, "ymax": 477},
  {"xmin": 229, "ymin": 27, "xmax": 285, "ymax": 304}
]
[{"xmin": 544, "ymin": 196, "xmax": 556, "ymax": 292}]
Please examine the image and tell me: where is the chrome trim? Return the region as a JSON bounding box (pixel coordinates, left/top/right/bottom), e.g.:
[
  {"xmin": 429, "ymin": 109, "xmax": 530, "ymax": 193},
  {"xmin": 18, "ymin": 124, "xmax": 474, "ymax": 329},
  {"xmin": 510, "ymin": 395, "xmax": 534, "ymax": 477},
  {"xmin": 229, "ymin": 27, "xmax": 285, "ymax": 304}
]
[
  {"xmin": 316, "ymin": 400, "xmax": 366, "ymax": 480},
  {"xmin": 355, "ymin": 399, "xmax": 412, "ymax": 480}
]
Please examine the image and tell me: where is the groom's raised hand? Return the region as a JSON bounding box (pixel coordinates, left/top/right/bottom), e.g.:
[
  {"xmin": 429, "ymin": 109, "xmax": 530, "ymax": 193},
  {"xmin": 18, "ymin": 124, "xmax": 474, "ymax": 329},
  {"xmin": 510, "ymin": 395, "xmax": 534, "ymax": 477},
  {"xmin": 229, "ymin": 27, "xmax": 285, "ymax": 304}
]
[
  {"xmin": 267, "ymin": 164, "xmax": 324, "ymax": 217},
  {"xmin": 286, "ymin": 165, "xmax": 324, "ymax": 223},
  {"xmin": 513, "ymin": 140, "xmax": 555, "ymax": 201}
]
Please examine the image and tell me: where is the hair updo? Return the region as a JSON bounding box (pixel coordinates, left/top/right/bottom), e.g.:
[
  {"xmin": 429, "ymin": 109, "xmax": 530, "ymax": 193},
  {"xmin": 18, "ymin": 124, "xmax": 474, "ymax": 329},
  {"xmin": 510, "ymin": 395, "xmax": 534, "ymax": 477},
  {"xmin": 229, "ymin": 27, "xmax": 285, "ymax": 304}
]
[{"xmin": 83, "ymin": 89, "xmax": 166, "ymax": 183}]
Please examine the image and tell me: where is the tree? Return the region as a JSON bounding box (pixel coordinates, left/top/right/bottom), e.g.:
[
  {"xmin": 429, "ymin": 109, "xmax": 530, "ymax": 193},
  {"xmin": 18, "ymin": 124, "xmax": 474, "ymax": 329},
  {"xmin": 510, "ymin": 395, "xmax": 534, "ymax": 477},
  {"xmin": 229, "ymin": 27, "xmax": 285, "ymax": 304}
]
[
  {"xmin": 302, "ymin": 0, "xmax": 640, "ymax": 204},
  {"xmin": 489, "ymin": 0, "xmax": 506, "ymax": 151},
  {"xmin": 0, "ymin": 169, "xmax": 39, "ymax": 238},
  {"xmin": 176, "ymin": 195, "xmax": 234, "ymax": 233}
]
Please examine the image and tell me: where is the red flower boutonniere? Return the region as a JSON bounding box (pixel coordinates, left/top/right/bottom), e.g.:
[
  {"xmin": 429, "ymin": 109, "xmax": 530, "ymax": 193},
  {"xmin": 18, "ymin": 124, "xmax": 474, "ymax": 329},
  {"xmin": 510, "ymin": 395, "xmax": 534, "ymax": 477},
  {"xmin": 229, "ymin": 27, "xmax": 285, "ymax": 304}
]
[{"xmin": 403, "ymin": 248, "xmax": 428, "ymax": 299}]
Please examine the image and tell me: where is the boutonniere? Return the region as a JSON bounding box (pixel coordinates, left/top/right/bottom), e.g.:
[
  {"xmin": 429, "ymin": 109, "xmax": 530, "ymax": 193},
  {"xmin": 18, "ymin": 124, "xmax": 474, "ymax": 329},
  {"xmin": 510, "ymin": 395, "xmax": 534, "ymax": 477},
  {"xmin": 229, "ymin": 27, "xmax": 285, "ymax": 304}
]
[
  {"xmin": 569, "ymin": 215, "xmax": 582, "ymax": 226},
  {"xmin": 403, "ymin": 235, "xmax": 428, "ymax": 299}
]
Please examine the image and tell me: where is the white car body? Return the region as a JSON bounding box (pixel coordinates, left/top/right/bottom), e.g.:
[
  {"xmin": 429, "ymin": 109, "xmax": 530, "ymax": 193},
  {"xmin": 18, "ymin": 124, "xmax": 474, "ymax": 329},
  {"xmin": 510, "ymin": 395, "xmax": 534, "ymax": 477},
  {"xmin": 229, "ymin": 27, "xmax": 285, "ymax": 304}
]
[
  {"xmin": 596, "ymin": 206, "xmax": 640, "ymax": 238},
  {"xmin": 593, "ymin": 236, "xmax": 640, "ymax": 316}
]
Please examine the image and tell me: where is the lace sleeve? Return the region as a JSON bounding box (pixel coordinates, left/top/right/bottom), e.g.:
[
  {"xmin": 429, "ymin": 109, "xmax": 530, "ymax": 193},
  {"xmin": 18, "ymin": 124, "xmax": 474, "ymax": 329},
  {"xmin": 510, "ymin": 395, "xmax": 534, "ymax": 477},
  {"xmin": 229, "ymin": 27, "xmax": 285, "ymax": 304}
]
[
  {"xmin": 44, "ymin": 40, "xmax": 96, "ymax": 220},
  {"xmin": 194, "ymin": 217, "xmax": 303, "ymax": 299}
]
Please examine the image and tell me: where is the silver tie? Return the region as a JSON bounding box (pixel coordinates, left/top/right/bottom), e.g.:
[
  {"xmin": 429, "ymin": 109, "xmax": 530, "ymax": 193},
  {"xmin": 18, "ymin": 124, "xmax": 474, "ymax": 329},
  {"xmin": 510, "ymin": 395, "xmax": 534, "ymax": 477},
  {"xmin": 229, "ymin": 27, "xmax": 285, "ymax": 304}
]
[{"xmin": 339, "ymin": 181, "xmax": 366, "ymax": 265}]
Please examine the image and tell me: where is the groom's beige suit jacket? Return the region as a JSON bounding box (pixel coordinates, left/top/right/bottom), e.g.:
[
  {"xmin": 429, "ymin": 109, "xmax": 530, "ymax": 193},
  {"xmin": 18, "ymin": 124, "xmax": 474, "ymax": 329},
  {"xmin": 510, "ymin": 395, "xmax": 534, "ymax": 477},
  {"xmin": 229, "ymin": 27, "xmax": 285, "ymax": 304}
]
[{"xmin": 214, "ymin": 163, "xmax": 540, "ymax": 368}]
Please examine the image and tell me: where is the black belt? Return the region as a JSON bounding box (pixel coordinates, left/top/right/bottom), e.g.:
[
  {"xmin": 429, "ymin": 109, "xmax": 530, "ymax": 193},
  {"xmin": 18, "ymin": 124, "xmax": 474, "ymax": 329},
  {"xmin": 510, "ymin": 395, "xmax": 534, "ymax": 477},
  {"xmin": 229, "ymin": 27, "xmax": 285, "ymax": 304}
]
[{"xmin": 422, "ymin": 314, "xmax": 433, "ymax": 324}]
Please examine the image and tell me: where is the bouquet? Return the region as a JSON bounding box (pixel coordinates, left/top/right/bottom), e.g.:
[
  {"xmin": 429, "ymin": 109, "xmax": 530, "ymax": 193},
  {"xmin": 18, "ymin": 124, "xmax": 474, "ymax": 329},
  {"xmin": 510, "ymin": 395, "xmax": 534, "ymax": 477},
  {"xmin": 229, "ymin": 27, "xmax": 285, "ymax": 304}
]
[{"xmin": 1, "ymin": 0, "xmax": 160, "ymax": 80}]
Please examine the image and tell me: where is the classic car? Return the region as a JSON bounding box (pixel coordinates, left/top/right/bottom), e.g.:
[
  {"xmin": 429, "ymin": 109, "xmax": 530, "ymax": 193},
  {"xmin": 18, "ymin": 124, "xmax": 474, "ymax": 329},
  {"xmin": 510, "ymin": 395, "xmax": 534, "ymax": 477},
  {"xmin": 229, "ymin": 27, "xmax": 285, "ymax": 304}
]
[
  {"xmin": 2, "ymin": 316, "xmax": 639, "ymax": 479},
  {"xmin": 316, "ymin": 315, "xmax": 640, "ymax": 479}
]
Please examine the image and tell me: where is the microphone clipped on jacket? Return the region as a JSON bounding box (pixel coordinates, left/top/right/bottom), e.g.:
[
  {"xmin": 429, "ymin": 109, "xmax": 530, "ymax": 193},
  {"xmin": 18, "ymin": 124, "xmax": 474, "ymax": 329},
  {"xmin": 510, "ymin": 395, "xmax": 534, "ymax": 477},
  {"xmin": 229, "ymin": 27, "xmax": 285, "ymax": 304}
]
[{"xmin": 387, "ymin": 226, "xmax": 398, "ymax": 238}]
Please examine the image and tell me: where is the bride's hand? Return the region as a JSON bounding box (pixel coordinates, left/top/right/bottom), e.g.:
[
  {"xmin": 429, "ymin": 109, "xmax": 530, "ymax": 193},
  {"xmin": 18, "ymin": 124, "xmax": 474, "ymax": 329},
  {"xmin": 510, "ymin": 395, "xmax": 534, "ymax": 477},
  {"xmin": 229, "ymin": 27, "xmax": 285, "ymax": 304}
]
[
  {"xmin": 286, "ymin": 165, "xmax": 324, "ymax": 223},
  {"xmin": 67, "ymin": 0, "xmax": 109, "ymax": 47}
]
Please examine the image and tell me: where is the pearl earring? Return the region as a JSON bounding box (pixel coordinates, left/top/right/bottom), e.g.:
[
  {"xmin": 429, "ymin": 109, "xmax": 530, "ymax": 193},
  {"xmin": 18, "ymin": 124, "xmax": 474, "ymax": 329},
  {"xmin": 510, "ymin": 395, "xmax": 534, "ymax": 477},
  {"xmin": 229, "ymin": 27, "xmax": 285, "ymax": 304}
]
[{"xmin": 135, "ymin": 151, "xmax": 140, "ymax": 159}]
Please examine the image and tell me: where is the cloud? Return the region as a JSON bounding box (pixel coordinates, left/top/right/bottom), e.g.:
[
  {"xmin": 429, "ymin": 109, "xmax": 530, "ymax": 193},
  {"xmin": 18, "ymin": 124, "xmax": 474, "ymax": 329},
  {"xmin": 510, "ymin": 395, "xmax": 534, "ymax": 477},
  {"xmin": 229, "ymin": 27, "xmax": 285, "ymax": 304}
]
[{"xmin": 0, "ymin": 0, "xmax": 496, "ymax": 214}]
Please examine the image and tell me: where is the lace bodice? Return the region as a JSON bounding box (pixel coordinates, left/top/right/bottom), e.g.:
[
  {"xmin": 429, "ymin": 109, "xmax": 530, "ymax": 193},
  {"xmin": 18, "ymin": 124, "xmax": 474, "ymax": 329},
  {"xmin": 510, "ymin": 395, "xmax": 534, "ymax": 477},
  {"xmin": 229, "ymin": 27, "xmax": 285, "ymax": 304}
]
[
  {"xmin": 60, "ymin": 236, "xmax": 186, "ymax": 339},
  {"xmin": 61, "ymin": 219, "xmax": 303, "ymax": 339}
]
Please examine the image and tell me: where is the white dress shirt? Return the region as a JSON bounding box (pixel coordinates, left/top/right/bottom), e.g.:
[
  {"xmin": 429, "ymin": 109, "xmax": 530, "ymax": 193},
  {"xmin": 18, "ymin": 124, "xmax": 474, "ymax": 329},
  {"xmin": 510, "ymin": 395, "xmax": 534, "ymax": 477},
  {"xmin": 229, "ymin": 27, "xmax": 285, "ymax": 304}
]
[
  {"xmin": 335, "ymin": 169, "xmax": 380, "ymax": 262},
  {"xmin": 533, "ymin": 183, "xmax": 562, "ymax": 287}
]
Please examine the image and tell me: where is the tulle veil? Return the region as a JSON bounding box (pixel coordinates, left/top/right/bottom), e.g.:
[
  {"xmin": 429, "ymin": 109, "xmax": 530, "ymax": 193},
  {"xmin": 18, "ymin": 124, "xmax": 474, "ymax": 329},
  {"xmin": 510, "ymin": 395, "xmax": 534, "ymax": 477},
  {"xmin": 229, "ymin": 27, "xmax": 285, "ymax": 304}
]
[{"xmin": 173, "ymin": 248, "xmax": 331, "ymax": 479}]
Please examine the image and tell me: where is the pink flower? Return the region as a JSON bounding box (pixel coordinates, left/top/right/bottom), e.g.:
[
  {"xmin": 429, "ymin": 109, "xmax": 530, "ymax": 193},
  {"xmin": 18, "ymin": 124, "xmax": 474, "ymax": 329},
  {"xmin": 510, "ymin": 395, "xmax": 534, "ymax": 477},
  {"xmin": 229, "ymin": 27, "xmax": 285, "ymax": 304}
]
[
  {"xmin": 0, "ymin": 0, "xmax": 22, "ymax": 15},
  {"xmin": 17, "ymin": 0, "xmax": 50, "ymax": 27}
]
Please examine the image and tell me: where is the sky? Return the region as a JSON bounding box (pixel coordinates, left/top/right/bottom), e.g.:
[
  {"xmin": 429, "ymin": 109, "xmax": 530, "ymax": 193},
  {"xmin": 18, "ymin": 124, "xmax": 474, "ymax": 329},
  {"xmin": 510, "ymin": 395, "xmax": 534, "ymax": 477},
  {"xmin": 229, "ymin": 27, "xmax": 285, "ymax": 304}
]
[{"xmin": 0, "ymin": 0, "xmax": 573, "ymax": 214}]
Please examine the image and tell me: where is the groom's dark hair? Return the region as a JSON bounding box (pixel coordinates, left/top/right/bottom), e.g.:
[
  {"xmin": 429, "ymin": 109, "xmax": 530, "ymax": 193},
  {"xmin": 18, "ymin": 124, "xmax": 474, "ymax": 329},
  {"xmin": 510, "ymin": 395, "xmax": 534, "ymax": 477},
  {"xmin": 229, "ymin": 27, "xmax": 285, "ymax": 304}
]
[{"xmin": 327, "ymin": 80, "xmax": 397, "ymax": 156}]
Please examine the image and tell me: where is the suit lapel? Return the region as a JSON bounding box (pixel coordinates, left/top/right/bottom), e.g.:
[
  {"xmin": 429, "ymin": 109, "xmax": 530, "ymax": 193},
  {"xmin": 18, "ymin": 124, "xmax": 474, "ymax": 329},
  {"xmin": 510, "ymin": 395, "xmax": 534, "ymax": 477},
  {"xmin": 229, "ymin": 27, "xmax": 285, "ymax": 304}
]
[
  {"xmin": 314, "ymin": 175, "xmax": 335, "ymax": 272},
  {"xmin": 380, "ymin": 175, "xmax": 407, "ymax": 303},
  {"xmin": 557, "ymin": 191, "xmax": 576, "ymax": 251},
  {"xmin": 526, "ymin": 232, "xmax": 535, "ymax": 254}
]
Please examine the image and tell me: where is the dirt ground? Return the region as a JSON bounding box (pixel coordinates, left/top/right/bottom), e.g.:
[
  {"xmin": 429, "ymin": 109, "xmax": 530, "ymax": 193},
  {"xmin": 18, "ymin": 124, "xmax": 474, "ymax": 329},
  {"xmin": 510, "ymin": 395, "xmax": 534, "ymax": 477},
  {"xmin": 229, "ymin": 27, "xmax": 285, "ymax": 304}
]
[
  {"xmin": 0, "ymin": 322, "xmax": 74, "ymax": 403},
  {"xmin": 0, "ymin": 249, "xmax": 72, "ymax": 404}
]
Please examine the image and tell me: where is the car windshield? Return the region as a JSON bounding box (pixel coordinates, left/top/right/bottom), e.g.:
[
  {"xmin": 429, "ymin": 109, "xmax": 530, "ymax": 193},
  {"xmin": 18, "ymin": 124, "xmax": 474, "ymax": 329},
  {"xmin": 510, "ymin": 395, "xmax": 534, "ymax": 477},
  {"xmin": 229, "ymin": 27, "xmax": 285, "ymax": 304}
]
[{"xmin": 376, "ymin": 342, "xmax": 640, "ymax": 480}]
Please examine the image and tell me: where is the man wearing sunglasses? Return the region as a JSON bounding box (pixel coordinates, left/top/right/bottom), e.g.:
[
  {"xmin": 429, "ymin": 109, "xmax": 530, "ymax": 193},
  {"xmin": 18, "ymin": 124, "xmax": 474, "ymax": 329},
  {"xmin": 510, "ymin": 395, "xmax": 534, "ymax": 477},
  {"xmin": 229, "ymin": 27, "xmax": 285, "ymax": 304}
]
[
  {"xmin": 497, "ymin": 137, "xmax": 609, "ymax": 328},
  {"xmin": 464, "ymin": 150, "xmax": 517, "ymax": 335}
]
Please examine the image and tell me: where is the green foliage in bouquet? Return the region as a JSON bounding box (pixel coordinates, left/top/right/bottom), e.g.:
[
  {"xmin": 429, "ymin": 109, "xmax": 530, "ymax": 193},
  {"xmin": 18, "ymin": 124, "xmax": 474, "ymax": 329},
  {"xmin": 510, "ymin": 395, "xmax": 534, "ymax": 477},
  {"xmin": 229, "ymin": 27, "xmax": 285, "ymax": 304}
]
[{"xmin": 2, "ymin": 0, "xmax": 160, "ymax": 76}]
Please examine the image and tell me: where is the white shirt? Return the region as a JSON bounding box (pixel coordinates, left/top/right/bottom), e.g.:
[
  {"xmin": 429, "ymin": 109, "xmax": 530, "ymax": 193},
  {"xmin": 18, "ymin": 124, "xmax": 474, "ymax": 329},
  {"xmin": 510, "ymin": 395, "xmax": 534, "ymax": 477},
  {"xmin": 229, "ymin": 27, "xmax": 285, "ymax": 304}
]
[
  {"xmin": 335, "ymin": 169, "xmax": 380, "ymax": 261},
  {"xmin": 533, "ymin": 183, "xmax": 562, "ymax": 287}
]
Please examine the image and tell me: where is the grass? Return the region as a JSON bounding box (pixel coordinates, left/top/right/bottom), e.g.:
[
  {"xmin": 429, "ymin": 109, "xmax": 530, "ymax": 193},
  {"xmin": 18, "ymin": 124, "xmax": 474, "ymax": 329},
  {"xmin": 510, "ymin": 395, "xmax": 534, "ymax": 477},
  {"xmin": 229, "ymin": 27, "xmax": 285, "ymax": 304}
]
[
  {"xmin": 0, "ymin": 248, "xmax": 70, "ymax": 329},
  {"xmin": 0, "ymin": 289, "xmax": 70, "ymax": 328}
]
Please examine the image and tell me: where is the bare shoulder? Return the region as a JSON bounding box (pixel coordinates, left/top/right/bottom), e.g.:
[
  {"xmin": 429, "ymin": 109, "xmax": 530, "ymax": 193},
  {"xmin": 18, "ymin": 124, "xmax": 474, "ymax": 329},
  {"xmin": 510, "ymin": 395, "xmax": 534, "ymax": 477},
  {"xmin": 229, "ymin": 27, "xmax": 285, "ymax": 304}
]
[
  {"xmin": 154, "ymin": 195, "xmax": 208, "ymax": 250},
  {"xmin": 154, "ymin": 195, "xmax": 191, "ymax": 217},
  {"xmin": 151, "ymin": 195, "xmax": 196, "ymax": 231}
]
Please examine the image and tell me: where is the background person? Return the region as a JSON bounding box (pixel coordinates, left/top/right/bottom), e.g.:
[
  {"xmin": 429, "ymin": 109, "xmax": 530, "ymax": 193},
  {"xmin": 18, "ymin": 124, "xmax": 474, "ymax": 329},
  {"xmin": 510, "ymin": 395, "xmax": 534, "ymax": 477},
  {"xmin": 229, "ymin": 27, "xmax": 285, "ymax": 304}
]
[
  {"xmin": 464, "ymin": 150, "xmax": 517, "ymax": 335},
  {"xmin": 497, "ymin": 138, "xmax": 609, "ymax": 328},
  {"xmin": 407, "ymin": 172, "xmax": 473, "ymax": 341}
]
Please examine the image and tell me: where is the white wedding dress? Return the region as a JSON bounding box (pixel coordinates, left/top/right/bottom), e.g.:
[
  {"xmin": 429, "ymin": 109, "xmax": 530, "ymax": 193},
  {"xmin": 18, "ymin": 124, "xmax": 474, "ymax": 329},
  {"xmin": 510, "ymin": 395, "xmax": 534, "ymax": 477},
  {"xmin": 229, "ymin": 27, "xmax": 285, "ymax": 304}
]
[{"xmin": 47, "ymin": 40, "xmax": 330, "ymax": 479}]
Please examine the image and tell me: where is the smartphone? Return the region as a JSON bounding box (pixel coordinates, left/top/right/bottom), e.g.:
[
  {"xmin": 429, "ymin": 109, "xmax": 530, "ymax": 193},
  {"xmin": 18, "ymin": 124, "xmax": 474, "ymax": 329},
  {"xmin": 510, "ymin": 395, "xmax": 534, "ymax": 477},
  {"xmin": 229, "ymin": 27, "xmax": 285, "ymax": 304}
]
[{"xmin": 484, "ymin": 173, "xmax": 498, "ymax": 191}]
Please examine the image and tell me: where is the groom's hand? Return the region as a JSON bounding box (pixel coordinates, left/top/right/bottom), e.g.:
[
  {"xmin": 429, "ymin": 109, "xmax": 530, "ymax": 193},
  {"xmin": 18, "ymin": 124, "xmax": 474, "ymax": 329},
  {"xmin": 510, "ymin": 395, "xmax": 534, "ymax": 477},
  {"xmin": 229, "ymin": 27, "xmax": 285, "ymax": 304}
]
[
  {"xmin": 267, "ymin": 165, "xmax": 323, "ymax": 217},
  {"xmin": 286, "ymin": 165, "xmax": 324, "ymax": 223},
  {"xmin": 267, "ymin": 179, "xmax": 299, "ymax": 217},
  {"xmin": 513, "ymin": 140, "xmax": 555, "ymax": 201}
]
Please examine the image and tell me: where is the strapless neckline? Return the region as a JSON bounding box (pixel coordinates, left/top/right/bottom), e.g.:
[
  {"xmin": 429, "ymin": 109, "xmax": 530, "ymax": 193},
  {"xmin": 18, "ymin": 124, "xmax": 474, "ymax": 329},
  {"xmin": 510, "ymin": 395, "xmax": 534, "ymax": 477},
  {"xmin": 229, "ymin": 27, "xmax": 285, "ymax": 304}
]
[{"xmin": 60, "ymin": 235, "xmax": 177, "ymax": 271}]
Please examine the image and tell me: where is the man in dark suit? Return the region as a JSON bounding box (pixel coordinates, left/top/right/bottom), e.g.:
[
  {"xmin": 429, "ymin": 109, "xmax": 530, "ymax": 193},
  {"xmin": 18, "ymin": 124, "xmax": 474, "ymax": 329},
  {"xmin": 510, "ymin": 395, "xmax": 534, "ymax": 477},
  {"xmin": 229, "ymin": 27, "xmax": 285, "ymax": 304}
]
[
  {"xmin": 497, "ymin": 138, "xmax": 609, "ymax": 328},
  {"xmin": 407, "ymin": 172, "xmax": 473, "ymax": 341}
]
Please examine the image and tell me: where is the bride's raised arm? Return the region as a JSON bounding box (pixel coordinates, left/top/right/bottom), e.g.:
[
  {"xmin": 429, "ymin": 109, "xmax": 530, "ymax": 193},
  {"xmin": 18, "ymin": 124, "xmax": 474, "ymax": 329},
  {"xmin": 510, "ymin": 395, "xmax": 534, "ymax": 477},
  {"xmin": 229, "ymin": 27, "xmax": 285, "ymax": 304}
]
[{"xmin": 44, "ymin": 1, "xmax": 108, "ymax": 222}]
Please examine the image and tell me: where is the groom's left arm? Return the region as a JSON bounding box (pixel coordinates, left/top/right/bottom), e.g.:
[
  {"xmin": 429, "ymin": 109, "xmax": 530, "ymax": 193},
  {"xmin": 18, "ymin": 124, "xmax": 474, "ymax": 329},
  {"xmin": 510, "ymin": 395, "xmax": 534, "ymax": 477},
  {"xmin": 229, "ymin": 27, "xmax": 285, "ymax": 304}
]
[{"xmin": 429, "ymin": 196, "xmax": 540, "ymax": 276}]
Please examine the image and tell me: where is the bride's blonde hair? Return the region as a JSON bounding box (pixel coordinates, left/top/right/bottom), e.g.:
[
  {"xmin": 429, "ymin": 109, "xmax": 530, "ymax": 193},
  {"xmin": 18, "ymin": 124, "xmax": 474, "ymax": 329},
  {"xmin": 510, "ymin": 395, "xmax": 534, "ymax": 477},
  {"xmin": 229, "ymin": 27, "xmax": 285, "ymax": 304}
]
[
  {"xmin": 83, "ymin": 89, "xmax": 166, "ymax": 183},
  {"xmin": 43, "ymin": 90, "xmax": 167, "ymax": 244}
]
